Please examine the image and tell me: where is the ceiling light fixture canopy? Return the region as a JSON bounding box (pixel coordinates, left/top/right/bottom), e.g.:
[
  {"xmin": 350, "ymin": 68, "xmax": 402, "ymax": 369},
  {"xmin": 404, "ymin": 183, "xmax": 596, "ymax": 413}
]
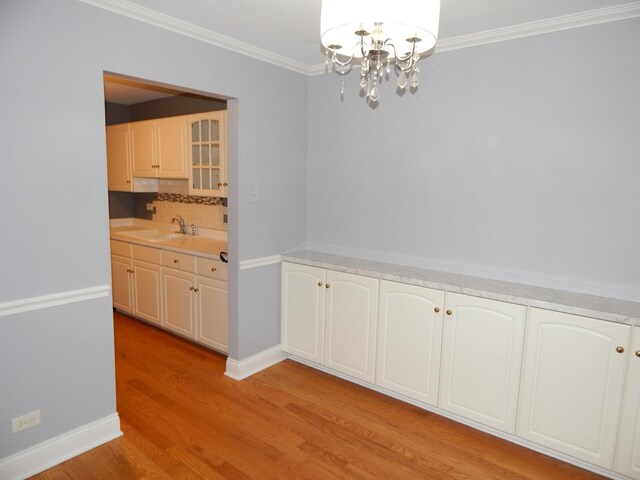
[{"xmin": 320, "ymin": 0, "xmax": 440, "ymax": 103}]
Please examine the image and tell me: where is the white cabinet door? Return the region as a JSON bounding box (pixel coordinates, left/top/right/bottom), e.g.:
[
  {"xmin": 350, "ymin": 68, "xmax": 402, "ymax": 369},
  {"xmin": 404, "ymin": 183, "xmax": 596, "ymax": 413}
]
[
  {"xmin": 439, "ymin": 292, "xmax": 526, "ymax": 434},
  {"xmin": 130, "ymin": 120, "xmax": 156, "ymax": 177},
  {"xmin": 106, "ymin": 124, "xmax": 132, "ymax": 191},
  {"xmin": 111, "ymin": 255, "xmax": 133, "ymax": 314},
  {"xmin": 615, "ymin": 327, "xmax": 640, "ymax": 479},
  {"xmin": 518, "ymin": 308, "xmax": 630, "ymax": 469},
  {"xmin": 196, "ymin": 276, "xmax": 228, "ymax": 353},
  {"xmin": 376, "ymin": 281, "xmax": 444, "ymax": 406},
  {"xmin": 281, "ymin": 263, "xmax": 326, "ymax": 363},
  {"xmin": 187, "ymin": 111, "xmax": 227, "ymax": 197},
  {"xmin": 156, "ymin": 116, "xmax": 187, "ymax": 178},
  {"xmin": 163, "ymin": 268, "xmax": 195, "ymax": 339},
  {"xmin": 132, "ymin": 260, "xmax": 162, "ymax": 326},
  {"xmin": 324, "ymin": 270, "xmax": 379, "ymax": 383}
]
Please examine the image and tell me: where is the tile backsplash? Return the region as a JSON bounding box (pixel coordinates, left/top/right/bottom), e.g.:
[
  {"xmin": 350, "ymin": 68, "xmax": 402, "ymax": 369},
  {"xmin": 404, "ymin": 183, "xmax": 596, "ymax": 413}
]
[{"xmin": 152, "ymin": 195, "xmax": 227, "ymax": 231}]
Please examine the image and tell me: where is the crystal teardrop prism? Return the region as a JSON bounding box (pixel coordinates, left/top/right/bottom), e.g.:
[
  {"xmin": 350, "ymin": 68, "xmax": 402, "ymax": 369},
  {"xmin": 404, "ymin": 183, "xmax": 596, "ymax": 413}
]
[
  {"xmin": 410, "ymin": 70, "xmax": 420, "ymax": 88},
  {"xmin": 397, "ymin": 70, "xmax": 408, "ymax": 89},
  {"xmin": 369, "ymin": 85, "xmax": 380, "ymax": 102},
  {"xmin": 360, "ymin": 76, "xmax": 367, "ymax": 89}
]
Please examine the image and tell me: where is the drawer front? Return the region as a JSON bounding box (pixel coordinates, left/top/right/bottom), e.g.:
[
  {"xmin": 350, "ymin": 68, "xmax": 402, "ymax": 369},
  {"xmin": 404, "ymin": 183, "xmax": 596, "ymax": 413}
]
[
  {"xmin": 196, "ymin": 256, "xmax": 228, "ymax": 281},
  {"xmin": 132, "ymin": 244, "xmax": 161, "ymax": 264},
  {"xmin": 162, "ymin": 250, "xmax": 195, "ymax": 272},
  {"xmin": 110, "ymin": 240, "xmax": 131, "ymax": 258}
]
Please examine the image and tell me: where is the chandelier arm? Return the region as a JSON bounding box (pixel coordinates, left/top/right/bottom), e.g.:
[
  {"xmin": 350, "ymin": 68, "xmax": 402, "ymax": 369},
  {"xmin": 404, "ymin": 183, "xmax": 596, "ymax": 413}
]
[
  {"xmin": 327, "ymin": 48, "xmax": 355, "ymax": 67},
  {"xmin": 384, "ymin": 39, "xmax": 418, "ymax": 71}
]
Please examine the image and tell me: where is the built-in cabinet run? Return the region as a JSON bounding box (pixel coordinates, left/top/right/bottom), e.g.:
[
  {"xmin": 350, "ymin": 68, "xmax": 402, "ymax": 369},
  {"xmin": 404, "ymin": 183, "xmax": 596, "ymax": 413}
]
[
  {"xmin": 106, "ymin": 111, "xmax": 227, "ymax": 197},
  {"xmin": 111, "ymin": 239, "xmax": 228, "ymax": 353},
  {"xmin": 281, "ymin": 259, "xmax": 640, "ymax": 479}
]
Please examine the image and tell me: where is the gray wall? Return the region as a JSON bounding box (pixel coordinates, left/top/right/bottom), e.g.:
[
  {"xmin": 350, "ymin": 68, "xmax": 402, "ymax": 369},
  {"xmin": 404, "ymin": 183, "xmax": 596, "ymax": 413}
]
[
  {"xmin": 307, "ymin": 18, "xmax": 640, "ymax": 302},
  {"xmin": 0, "ymin": 0, "xmax": 307, "ymax": 459}
]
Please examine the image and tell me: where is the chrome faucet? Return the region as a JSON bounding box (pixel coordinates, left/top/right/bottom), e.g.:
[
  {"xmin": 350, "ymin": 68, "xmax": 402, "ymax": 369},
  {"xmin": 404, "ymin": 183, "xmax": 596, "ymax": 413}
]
[{"xmin": 172, "ymin": 215, "xmax": 188, "ymax": 234}]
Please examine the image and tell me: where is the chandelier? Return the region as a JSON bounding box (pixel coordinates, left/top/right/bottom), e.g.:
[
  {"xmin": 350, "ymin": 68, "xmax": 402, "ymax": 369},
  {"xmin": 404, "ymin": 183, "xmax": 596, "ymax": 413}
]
[{"xmin": 320, "ymin": 0, "xmax": 440, "ymax": 103}]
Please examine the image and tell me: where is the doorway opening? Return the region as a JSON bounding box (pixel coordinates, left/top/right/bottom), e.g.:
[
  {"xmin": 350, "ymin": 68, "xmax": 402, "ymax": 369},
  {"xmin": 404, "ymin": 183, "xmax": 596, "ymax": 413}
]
[{"xmin": 103, "ymin": 72, "xmax": 232, "ymax": 359}]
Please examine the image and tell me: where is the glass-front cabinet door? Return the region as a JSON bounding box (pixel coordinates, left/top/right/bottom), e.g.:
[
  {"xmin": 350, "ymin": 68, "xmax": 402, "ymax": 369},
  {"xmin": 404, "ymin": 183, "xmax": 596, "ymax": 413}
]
[{"xmin": 188, "ymin": 111, "xmax": 227, "ymax": 197}]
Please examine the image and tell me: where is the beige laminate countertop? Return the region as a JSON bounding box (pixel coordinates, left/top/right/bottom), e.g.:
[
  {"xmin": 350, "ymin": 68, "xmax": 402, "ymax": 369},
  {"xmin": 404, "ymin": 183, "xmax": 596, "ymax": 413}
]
[{"xmin": 110, "ymin": 225, "xmax": 227, "ymax": 260}]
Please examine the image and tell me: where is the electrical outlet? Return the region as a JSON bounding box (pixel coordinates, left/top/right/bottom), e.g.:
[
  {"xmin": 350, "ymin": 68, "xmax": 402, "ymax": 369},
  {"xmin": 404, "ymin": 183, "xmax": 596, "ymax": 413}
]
[
  {"xmin": 146, "ymin": 203, "xmax": 154, "ymax": 211},
  {"xmin": 12, "ymin": 410, "xmax": 41, "ymax": 433}
]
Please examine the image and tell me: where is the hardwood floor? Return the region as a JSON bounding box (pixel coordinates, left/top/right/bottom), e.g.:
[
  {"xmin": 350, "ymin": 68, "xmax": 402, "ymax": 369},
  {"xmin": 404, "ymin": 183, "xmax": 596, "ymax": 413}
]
[{"xmin": 31, "ymin": 313, "xmax": 604, "ymax": 479}]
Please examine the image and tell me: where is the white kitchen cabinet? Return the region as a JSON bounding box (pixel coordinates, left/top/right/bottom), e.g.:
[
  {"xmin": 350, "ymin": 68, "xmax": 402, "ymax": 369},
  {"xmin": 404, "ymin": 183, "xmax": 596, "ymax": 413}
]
[
  {"xmin": 130, "ymin": 117, "xmax": 188, "ymax": 179},
  {"xmin": 324, "ymin": 270, "xmax": 379, "ymax": 383},
  {"xmin": 156, "ymin": 116, "xmax": 188, "ymax": 178},
  {"xmin": 281, "ymin": 263, "xmax": 379, "ymax": 383},
  {"xmin": 132, "ymin": 259, "xmax": 162, "ymax": 326},
  {"xmin": 518, "ymin": 308, "xmax": 630, "ymax": 469},
  {"xmin": 188, "ymin": 111, "xmax": 227, "ymax": 197},
  {"xmin": 163, "ymin": 267, "xmax": 196, "ymax": 339},
  {"xmin": 161, "ymin": 251, "xmax": 228, "ymax": 352},
  {"xmin": 110, "ymin": 254, "xmax": 134, "ymax": 314},
  {"xmin": 281, "ymin": 263, "xmax": 326, "ymax": 364},
  {"xmin": 105, "ymin": 123, "xmax": 132, "ymax": 191},
  {"xmin": 439, "ymin": 292, "xmax": 526, "ymax": 434},
  {"xmin": 130, "ymin": 120, "xmax": 156, "ymax": 177},
  {"xmin": 375, "ymin": 281, "xmax": 444, "ymax": 406},
  {"xmin": 615, "ymin": 327, "xmax": 640, "ymax": 479},
  {"xmin": 195, "ymin": 276, "xmax": 228, "ymax": 352}
]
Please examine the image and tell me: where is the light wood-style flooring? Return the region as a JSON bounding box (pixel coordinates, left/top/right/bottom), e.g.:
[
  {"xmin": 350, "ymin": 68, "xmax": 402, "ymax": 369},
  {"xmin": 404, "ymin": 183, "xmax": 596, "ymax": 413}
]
[{"xmin": 31, "ymin": 312, "xmax": 604, "ymax": 479}]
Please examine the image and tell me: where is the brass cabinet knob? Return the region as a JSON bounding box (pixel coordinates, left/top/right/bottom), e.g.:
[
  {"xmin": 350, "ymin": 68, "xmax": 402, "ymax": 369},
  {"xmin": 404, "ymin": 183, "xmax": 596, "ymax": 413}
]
[
  {"xmin": 189, "ymin": 286, "xmax": 194, "ymax": 291},
  {"xmin": 194, "ymin": 288, "xmax": 199, "ymax": 293},
  {"xmin": 318, "ymin": 282, "xmax": 323, "ymax": 287},
  {"xmin": 211, "ymin": 267, "xmax": 217, "ymax": 272},
  {"xmin": 434, "ymin": 307, "xmax": 440, "ymax": 313},
  {"xmin": 446, "ymin": 309, "xmax": 452, "ymax": 316},
  {"xmin": 217, "ymin": 182, "xmax": 223, "ymax": 187},
  {"xmin": 173, "ymin": 259, "xmax": 179, "ymax": 263},
  {"xmin": 325, "ymin": 283, "xmax": 331, "ymax": 288},
  {"xmin": 223, "ymin": 183, "xmax": 228, "ymax": 187},
  {"xmin": 636, "ymin": 350, "xmax": 640, "ymax": 358},
  {"xmin": 616, "ymin": 346, "xmax": 625, "ymax": 353},
  {"xmin": 126, "ymin": 180, "xmax": 131, "ymax": 184}
]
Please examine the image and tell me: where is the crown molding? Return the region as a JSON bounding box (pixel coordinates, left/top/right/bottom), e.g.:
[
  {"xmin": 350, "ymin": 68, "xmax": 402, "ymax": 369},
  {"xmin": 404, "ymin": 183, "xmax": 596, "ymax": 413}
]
[
  {"xmin": 80, "ymin": 0, "xmax": 640, "ymax": 77},
  {"xmin": 309, "ymin": 2, "xmax": 640, "ymax": 75},
  {"xmin": 436, "ymin": 1, "xmax": 640, "ymax": 53},
  {"xmin": 78, "ymin": 0, "xmax": 311, "ymax": 75}
]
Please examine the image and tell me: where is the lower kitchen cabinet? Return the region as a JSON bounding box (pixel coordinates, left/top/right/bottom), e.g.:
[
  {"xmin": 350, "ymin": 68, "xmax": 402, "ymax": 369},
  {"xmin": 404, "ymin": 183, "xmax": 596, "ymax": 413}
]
[
  {"xmin": 517, "ymin": 308, "xmax": 630, "ymax": 469},
  {"xmin": 615, "ymin": 327, "xmax": 640, "ymax": 479},
  {"xmin": 281, "ymin": 263, "xmax": 379, "ymax": 383},
  {"xmin": 163, "ymin": 268, "xmax": 196, "ymax": 339},
  {"xmin": 281, "ymin": 263, "xmax": 326, "ymax": 364},
  {"xmin": 132, "ymin": 259, "xmax": 162, "ymax": 326},
  {"xmin": 375, "ymin": 281, "xmax": 444, "ymax": 406},
  {"xmin": 111, "ymin": 254, "xmax": 134, "ymax": 314},
  {"xmin": 196, "ymin": 276, "xmax": 228, "ymax": 352},
  {"xmin": 324, "ymin": 270, "xmax": 379, "ymax": 383},
  {"xmin": 438, "ymin": 292, "xmax": 526, "ymax": 434}
]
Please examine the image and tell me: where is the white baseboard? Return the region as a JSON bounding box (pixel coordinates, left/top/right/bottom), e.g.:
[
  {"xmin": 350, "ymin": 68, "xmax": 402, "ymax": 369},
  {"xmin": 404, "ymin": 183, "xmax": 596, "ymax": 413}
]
[
  {"xmin": 225, "ymin": 345, "xmax": 286, "ymax": 380},
  {"xmin": 0, "ymin": 413, "xmax": 122, "ymax": 480}
]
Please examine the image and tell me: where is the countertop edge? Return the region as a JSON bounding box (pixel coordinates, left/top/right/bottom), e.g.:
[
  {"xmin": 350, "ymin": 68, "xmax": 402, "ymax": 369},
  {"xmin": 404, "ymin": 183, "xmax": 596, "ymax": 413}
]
[
  {"xmin": 110, "ymin": 233, "xmax": 226, "ymax": 260},
  {"xmin": 282, "ymin": 251, "xmax": 640, "ymax": 327}
]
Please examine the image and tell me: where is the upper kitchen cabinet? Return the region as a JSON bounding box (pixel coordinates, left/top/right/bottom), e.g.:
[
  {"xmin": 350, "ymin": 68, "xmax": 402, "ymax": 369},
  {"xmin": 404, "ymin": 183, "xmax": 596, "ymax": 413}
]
[
  {"xmin": 106, "ymin": 123, "xmax": 132, "ymax": 191},
  {"xmin": 188, "ymin": 111, "xmax": 227, "ymax": 197},
  {"xmin": 131, "ymin": 117, "xmax": 188, "ymax": 179}
]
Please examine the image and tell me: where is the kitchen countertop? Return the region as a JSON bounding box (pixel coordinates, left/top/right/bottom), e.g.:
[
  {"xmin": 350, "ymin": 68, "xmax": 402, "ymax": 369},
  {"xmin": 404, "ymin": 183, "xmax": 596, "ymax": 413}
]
[
  {"xmin": 110, "ymin": 220, "xmax": 228, "ymax": 260},
  {"xmin": 283, "ymin": 250, "xmax": 640, "ymax": 327}
]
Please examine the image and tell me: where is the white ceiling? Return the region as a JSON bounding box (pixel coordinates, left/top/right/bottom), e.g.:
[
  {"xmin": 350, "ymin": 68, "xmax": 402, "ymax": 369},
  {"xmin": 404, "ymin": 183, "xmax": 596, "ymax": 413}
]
[{"xmin": 91, "ymin": 0, "xmax": 640, "ymax": 79}]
